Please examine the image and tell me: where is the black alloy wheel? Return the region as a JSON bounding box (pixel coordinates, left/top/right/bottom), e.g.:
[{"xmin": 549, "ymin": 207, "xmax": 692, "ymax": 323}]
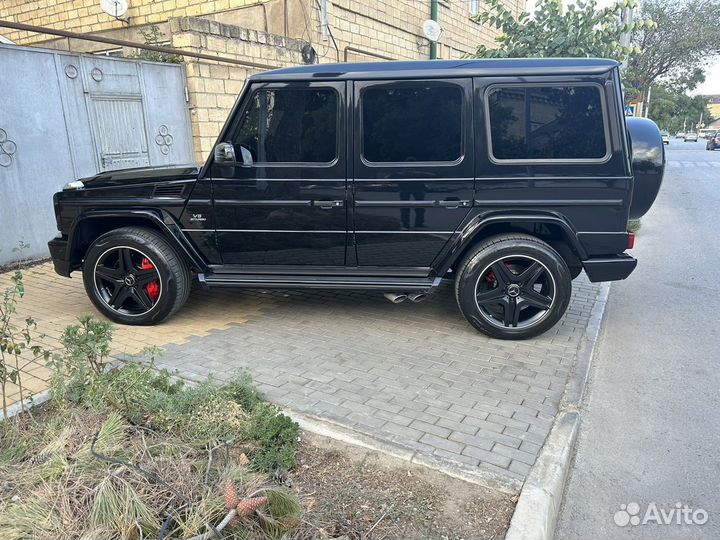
[
  {"xmin": 455, "ymin": 234, "xmax": 572, "ymax": 339},
  {"xmin": 474, "ymin": 255, "xmax": 555, "ymax": 330},
  {"xmin": 94, "ymin": 246, "xmax": 162, "ymax": 316},
  {"xmin": 83, "ymin": 227, "xmax": 191, "ymax": 325}
]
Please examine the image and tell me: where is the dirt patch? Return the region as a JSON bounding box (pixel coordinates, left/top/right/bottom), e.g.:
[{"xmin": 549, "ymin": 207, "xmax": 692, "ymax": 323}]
[{"xmin": 290, "ymin": 433, "xmax": 517, "ymax": 540}]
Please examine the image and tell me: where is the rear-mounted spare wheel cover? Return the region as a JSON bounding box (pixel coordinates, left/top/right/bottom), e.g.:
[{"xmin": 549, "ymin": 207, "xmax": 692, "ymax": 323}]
[{"xmin": 627, "ymin": 117, "xmax": 665, "ymax": 219}]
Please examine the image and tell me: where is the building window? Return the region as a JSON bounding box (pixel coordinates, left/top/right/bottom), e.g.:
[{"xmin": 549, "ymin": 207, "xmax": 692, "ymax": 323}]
[
  {"xmin": 233, "ymin": 87, "xmax": 338, "ymax": 163},
  {"xmin": 469, "ymin": 0, "xmax": 480, "ymax": 15},
  {"xmin": 361, "ymin": 84, "xmax": 463, "ymax": 163},
  {"xmin": 487, "ymin": 85, "xmax": 608, "ymax": 161}
]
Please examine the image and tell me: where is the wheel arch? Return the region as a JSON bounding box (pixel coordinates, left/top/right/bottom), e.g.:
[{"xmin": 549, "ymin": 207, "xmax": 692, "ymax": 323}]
[
  {"xmin": 438, "ymin": 213, "xmax": 586, "ymax": 278},
  {"xmin": 67, "ymin": 209, "xmax": 207, "ymax": 273}
]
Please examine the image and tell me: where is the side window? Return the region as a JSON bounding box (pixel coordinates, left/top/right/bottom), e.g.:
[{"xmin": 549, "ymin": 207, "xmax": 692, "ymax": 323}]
[
  {"xmin": 361, "ymin": 84, "xmax": 463, "ymax": 163},
  {"xmin": 487, "ymin": 85, "xmax": 608, "ymax": 161},
  {"xmin": 232, "ymin": 87, "xmax": 338, "ymax": 163}
]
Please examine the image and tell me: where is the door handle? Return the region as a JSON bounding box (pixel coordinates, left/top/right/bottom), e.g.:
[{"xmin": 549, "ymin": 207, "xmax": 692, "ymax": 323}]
[
  {"xmin": 438, "ymin": 199, "xmax": 471, "ymax": 209},
  {"xmin": 314, "ymin": 200, "xmax": 344, "ymax": 209}
]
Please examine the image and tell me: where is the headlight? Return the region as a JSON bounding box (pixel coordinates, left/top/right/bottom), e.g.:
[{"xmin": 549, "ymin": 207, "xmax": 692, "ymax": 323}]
[{"xmin": 63, "ymin": 180, "xmax": 84, "ymax": 190}]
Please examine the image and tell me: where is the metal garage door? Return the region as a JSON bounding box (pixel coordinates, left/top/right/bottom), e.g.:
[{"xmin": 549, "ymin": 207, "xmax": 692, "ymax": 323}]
[{"xmin": 0, "ymin": 43, "xmax": 195, "ymax": 264}]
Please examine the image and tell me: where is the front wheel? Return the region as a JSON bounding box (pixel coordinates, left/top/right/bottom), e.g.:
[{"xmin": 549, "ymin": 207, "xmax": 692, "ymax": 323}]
[
  {"xmin": 82, "ymin": 227, "xmax": 191, "ymax": 325},
  {"xmin": 455, "ymin": 234, "xmax": 572, "ymax": 340}
]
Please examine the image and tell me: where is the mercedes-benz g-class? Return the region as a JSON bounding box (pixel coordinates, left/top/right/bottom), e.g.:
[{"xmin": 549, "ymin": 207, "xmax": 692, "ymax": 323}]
[{"xmin": 49, "ymin": 58, "xmax": 665, "ymax": 339}]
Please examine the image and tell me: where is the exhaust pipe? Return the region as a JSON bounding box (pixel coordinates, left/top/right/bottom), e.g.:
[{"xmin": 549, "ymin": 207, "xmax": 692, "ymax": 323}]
[
  {"xmin": 383, "ymin": 292, "xmax": 408, "ymax": 303},
  {"xmin": 407, "ymin": 293, "xmax": 427, "ymax": 303}
]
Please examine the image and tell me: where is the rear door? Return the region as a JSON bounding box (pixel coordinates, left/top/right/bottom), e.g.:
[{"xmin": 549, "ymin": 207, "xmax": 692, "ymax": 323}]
[
  {"xmin": 351, "ymin": 78, "xmax": 474, "ymax": 267},
  {"xmin": 211, "ymin": 81, "xmax": 347, "ymax": 265}
]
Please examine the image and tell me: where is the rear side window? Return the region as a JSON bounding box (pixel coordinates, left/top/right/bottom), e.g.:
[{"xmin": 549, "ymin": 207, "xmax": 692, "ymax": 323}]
[
  {"xmin": 361, "ymin": 84, "xmax": 463, "ymax": 163},
  {"xmin": 233, "ymin": 87, "xmax": 338, "ymax": 163},
  {"xmin": 487, "ymin": 85, "xmax": 608, "ymax": 161}
]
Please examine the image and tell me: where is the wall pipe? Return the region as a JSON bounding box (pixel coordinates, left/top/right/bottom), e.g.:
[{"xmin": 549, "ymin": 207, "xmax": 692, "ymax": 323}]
[{"xmin": 0, "ymin": 19, "xmax": 278, "ymax": 70}]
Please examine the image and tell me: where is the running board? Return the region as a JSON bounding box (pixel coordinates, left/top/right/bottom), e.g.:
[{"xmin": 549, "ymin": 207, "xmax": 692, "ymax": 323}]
[{"xmin": 198, "ymin": 273, "xmax": 442, "ymax": 291}]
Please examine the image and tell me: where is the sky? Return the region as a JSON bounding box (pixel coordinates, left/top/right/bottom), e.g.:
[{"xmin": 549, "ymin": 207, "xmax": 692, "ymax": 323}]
[
  {"xmin": 524, "ymin": 0, "xmax": 720, "ymax": 96},
  {"xmin": 692, "ymin": 59, "xmax": 720, "ymax": 96}
]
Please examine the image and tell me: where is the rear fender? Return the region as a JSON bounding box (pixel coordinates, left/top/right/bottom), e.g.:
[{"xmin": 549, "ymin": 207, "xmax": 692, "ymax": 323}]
[{"xmin": 436, "ymin": 212, "xmax": 587, "ymax": 275}]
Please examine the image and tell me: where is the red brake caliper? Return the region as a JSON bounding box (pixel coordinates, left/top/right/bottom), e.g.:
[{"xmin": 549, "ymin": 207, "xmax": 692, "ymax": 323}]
[{"xmin": 141, "ymin": 258, "xmax": 160, "ymax": 302}]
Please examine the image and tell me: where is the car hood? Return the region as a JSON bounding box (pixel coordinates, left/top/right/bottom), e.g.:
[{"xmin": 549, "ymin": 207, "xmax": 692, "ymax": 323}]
[{"xmin": 78, "ymin": 164, "xmax": 201, "ymax": 189}]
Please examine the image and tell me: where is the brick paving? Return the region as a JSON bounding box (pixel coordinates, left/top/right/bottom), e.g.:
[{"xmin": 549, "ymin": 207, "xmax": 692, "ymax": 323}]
[
  {"xmin": 0, "ymin": 263, "xmax": 281, "ymax": 406},
  {"xmin": 2, "ymin": 262, "xmax": 602, "ymax": 483},
  {"xmin": 152, "ymin": 276, "xmax": 602, "ymax": 483}
]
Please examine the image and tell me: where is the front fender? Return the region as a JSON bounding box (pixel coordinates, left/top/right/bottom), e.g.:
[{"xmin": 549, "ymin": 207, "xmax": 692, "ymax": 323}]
[
  {"xmin": 434, "ymin": 211, "xmax": 587, "ymax": 275},
  {"xmin": 67, "ymin": 208, "xmax": 208, "ymax": 272}
]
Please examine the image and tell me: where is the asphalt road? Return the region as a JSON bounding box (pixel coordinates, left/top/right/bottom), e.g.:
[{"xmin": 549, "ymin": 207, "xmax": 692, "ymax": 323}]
[{"xmin": 555, "ymin": 138, "xmax": 720, "ymax": 540}]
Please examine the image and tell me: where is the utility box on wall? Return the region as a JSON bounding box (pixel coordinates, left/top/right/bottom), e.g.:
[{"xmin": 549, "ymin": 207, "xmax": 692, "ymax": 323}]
[{"xmin": 0, "ymin": 43, "xmax": 195, "ymax": 265}]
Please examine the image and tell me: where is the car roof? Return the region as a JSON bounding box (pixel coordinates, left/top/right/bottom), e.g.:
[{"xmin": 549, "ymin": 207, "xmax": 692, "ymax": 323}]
[{"xmin": 250, "ymin": 58, "xmax": 620, "ymax": 82}]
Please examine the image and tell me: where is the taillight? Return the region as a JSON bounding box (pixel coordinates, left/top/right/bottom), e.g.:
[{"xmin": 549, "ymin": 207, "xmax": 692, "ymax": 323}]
[{"xmin": 627, "ymin": 232, "xmax": 635, "ymax": 250}]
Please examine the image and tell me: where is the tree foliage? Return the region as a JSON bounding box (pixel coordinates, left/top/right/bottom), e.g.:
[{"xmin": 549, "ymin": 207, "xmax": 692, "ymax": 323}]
[
  {"xmin": 472, "ymin": 0, "xmax": 652, "ymax": 60},
  {"xmin": 646, "ymin": 85, "xmax": 715, "ymax": 133},
  {"xmin": 625, "ymin": 0, "xmax": 720, "ymax": 106}
]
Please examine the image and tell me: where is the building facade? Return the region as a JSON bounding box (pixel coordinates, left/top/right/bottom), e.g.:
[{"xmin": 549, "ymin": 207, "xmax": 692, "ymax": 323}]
[
  {"xmin": 1, "ymin": 0, "xmax": 522, "ymax": 160},
  {"xmin": 702, "ymin": 95, "xmax": 720, "ymax": 122}
]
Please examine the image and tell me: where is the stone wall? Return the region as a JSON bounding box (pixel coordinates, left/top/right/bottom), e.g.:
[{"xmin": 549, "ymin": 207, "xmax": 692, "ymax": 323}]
[
  {"xmin": 0, "ymin": 0, "xmax": 264, "ymax": 44},
  {"xmin": 169, "ymin": 17, "xmax": 305, "ymax": 162},
  {"xmin": 314, "ymin": 0, "xmax": 520, "ymax": 61}
]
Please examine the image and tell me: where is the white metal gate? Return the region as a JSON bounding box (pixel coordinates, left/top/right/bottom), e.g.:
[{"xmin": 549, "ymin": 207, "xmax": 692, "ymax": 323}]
[{"xmin": 0, "ymin": 44, "xmax": 195, "ymax": 264}]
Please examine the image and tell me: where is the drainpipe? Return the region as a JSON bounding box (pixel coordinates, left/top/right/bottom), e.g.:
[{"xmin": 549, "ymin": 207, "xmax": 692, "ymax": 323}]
[{"xmin": 429, "ymin": 0, "xmax": 438, "ymax": 59}]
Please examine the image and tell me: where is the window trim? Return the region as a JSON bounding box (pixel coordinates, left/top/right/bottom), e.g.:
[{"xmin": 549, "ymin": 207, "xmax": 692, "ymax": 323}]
[
  {"xmin": 484, "ymin": 82, "xmax": 612, "ymax": 165},
  {"xmin": 359, "ymin": 80, "xmax": 467, "ymax": 168},
  {"xmin": 231, "ymin": 84, "xmax": 341, "ymax": 168}
]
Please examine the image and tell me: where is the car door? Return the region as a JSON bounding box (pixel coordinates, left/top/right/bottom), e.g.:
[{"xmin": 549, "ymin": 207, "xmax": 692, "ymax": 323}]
[
  {"xmin": 210, "ymin": 81, "xmax": 347, "ymax": 265},
  {"xmin": 351, "ymin": 78, "xmax": 474, "ymax": 267}
]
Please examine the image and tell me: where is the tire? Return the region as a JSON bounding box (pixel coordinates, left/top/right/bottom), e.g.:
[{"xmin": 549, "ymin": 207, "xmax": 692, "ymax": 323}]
[
  {"xmin": 454, "ymin": 234, "xmax": 572, "ymax": 340},
  {"xmin": 82, "ymin": 226, "xmax": 191, "ymax": 325}
]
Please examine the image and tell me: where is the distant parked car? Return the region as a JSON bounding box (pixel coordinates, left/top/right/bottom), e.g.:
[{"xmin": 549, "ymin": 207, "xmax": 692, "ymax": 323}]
[
  {"xmin": 707, "ymin": 133, "xmax": 720, "ymax": 151},
  {"xmin": 684, "ymin": 132, "xmax": 698, "ymax": 142},
  {"xmin": 677, "ymin": 132, "xmax": 686, "ymax": 139},
  {"xmin": 661, "ymin": 131, "xmax": 670, "ymax": 145}
]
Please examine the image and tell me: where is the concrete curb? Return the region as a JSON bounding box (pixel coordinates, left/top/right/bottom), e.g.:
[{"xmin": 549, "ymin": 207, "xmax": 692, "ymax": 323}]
[
  {"xmin": 286, "ymin": 407, "xmax": 522, "ymax": 495},
  {"xmin": 503, "ymin": 282, "xmax": 611, "ymax": 540},
  {"xmin": 505, "ymin": 411, "xmax": 579, "ymax": 540},
  {"xmin": 1, "ymin": 389, "xmax": 52, "ymax": 421}
]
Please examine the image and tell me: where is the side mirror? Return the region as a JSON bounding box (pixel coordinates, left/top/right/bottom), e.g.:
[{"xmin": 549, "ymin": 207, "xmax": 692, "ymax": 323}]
[
  {"xmin": 214, "ymin": 142, "xmax": 236, "ymax": 163},
  {"xmin": 213, "ymin": 143, "xmax": 254, "ymax": 167}
]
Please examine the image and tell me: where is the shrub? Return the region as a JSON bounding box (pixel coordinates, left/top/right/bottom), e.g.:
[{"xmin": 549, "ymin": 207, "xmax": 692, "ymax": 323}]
[
  {"xmin": 51, "ymin": 316, "xmax": 299, "ymax": 473},
  {"xmin": 51, "ymin": 315, "xmax": 113, "ymax": 403},
  {"xmin": 244, "ymin": 402, "xmax": 300, "ymax": 473}
]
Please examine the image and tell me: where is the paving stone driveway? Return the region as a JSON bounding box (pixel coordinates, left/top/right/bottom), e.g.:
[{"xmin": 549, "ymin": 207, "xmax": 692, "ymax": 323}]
[{"xmin": 154, "ymin": 276, "xmax": 603, "ymax": 484}]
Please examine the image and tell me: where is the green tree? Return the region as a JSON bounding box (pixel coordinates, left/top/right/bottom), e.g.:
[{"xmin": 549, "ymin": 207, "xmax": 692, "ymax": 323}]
[
  {"xmin": 129, "ymin": 24, "xmax": 181, "ymax": 64},
  {"xmin": 625, "ymin": 0, "xmax": 720, "ymax": 113},
  {"xmin": 646, "ymin": 85, "xmax": 714, "ymax": 134},
  {"xmin": 472, "ymin": 0, "xmax": 652, "ymax": 60}
]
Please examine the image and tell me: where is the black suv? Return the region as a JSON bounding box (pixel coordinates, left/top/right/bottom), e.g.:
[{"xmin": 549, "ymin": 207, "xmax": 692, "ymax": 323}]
[{"xmin": 48, "ymin": 58, "xmax": 664, "ymax": 339}]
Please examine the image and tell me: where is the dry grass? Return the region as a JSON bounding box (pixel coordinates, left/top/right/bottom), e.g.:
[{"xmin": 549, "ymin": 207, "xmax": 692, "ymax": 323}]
[{"xmin": 0, "ymin": 406, "xmax": 301, "ymax": 540}]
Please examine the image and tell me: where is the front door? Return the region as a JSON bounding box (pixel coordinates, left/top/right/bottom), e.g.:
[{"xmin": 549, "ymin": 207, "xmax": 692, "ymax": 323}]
[
  {"xmin": 351, "ymin": 78, "xmax": 475, "ymax": 267},
  {"xmin": 211, "ymin": 81, "xmax": 347, "ymax": 265}
]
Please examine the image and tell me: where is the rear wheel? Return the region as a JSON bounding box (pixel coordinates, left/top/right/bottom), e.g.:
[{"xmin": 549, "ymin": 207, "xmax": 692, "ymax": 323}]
[
  {"xmin": 455, "ymin": 234, "xmax": 572, "ymax": 339},
  {"xmin": 82, "ymin": 227, "xmax": 191, "ymax": 325}
]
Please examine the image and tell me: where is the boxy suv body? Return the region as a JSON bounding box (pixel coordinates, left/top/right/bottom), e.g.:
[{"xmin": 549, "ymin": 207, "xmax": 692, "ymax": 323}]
[{"xmin": 49, "ymin": 58, "xmax": 665, "ymax": 339}]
